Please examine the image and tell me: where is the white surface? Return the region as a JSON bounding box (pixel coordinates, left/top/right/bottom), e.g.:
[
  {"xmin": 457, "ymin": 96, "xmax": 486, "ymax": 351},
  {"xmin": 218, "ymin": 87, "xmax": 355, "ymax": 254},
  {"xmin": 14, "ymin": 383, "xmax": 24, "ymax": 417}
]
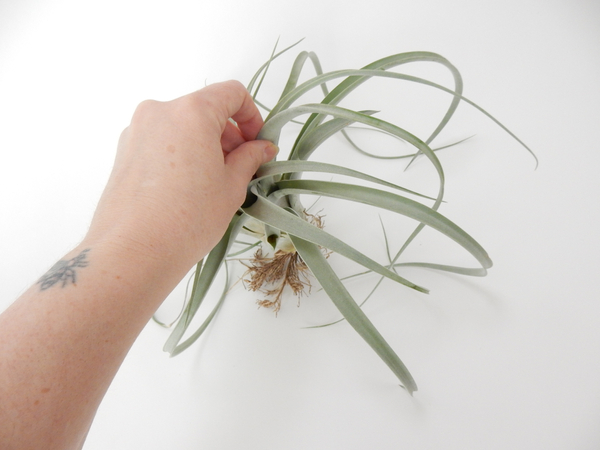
[{"xmin": 1, "ymin": 0, "xmax": 599, "ymax": 449}]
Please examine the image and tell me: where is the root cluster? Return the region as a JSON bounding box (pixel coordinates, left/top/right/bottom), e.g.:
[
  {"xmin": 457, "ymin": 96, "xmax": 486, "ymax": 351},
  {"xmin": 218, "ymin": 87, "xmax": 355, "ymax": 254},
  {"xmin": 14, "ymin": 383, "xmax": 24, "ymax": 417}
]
[
  {"xmin": 242, "ymin": 211, "xmax": 325, "ymax": 314},
  {"xmin": 243, "ymin": 248, "xmax": 311, "ymax": 314}
]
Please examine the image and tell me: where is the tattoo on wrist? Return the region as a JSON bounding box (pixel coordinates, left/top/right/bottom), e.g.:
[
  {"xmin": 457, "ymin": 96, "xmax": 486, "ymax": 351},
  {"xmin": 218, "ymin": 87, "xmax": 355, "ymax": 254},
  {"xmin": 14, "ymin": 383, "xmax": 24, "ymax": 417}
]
[{"xmin": 37, "ymin": 248, "xmax": 91, "ymax": 290}]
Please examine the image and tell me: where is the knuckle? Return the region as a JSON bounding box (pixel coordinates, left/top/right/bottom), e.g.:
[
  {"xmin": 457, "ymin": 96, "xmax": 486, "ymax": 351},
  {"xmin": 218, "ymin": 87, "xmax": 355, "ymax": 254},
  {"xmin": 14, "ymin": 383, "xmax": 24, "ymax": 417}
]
[
  {"xmin": 134, "ymin": 98, "xmax": 160, "ymax": 114},
  {"xmin": 195, "ymin": 80, "xmax": 247, "ymax": 111},
  {"xmin": 131, "ymin": 99, "xmax": 163, "ymax": 123}
]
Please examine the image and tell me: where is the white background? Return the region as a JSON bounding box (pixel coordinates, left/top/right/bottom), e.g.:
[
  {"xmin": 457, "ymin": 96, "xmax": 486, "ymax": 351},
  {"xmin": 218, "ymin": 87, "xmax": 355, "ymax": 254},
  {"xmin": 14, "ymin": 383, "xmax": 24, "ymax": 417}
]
[{"xmin": 1, "ymin": 0, "xmax": 600, "ymax": 449}]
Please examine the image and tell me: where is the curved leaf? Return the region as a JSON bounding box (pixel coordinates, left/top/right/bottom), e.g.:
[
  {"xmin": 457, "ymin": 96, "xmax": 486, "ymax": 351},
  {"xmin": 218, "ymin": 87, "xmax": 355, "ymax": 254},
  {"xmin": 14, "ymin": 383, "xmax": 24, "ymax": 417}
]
[
  {"xmin": 257, "ymin": 102, "xmax": 445, "ymax": 205},
  {"xmin": 271, "ymin": 179, "xmax": 492, "ymax": 269},
  {"xmin": 393, "ymin": 262, "xmax": 487, "ymax": 276},
  {"xmin": 169, "ymin": 262, "xmax": 232, "ymax": 357},
  {"xmin": 278, "ymin": 50, "xmax": 328, "ymax": 101},
  {"xmin": 247, "ymin": 38, "xmax": 305, "ymax": 96},
  {"xmin": 253, "ymin": 159, "xmax": 435, "ymax": 201},
  {"xmin": 293, "ymin": 110, "xmax": 378, "ymax": 161},
  {"xmin": 266, "ymin": 52, "xmax": 463, "ymax": 158},
  {"xmin": 164, "ymin": 214, "xmax": 246, "ymax": 354},
  {"xmin": 242, "ymin": 196, "xmax": 429, "ymax": 293},
  {"xmin": 290, "ymin": 233, "xmax": 418, "ymax": 394},
  {"xmin": 263, "ymin": 67, "xmax": 535, "ymax": 165}
]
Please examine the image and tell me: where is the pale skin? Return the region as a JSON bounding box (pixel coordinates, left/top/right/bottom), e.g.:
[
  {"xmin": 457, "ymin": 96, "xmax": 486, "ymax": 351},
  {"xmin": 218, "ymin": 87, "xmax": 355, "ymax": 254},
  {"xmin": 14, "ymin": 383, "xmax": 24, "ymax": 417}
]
[{"xmin": 0, "ymin": 80, "xmax": 278, "ymax": 450}]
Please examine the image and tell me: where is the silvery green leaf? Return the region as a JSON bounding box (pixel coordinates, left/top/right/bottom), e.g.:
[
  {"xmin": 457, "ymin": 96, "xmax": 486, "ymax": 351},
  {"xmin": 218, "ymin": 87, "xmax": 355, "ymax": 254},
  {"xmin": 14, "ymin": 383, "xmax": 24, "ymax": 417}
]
[
  {"xmin": 243, "ymin": 196, "xmax": 429, "ymax": 293},
  {"xmin": 290, "ymin": 233, "xmax": 418, "ymax": 394},
  {"xmin": 270, "ymin": 179, "xmax": 492, "ymax": 269}
]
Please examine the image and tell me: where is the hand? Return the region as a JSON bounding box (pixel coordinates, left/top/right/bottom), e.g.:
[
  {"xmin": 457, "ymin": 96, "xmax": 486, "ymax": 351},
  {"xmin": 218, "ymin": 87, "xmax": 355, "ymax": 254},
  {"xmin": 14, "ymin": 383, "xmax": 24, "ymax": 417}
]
[
  {"xmin": 87, "ymin": 80, "xmax": 278, "ymax": 271},
  {"xmin": 0, "ymin": 80, "xmax": 279, "ymax": 450}
]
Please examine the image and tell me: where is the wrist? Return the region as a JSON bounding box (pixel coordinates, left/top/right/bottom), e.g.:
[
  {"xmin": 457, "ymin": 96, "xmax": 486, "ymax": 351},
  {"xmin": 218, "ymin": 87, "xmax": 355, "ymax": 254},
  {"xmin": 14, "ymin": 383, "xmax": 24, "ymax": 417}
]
[
  {"xmin": 76, "ymin": 231, "xmax": 191, "ymax": 314},
  {"xmin": 83, "ymin": 217, "xmax": 195, "ymax": 279}
]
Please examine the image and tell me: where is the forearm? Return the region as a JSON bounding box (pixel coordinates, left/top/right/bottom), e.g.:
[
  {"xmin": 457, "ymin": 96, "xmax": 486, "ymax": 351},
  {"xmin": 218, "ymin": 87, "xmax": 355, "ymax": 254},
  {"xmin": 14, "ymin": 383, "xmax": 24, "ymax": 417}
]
[
  {"xmin": 0, "ymin": 81, "xmax": 277, "ymax": 450},
  {"xmin": 0, "ymin": 238, "xmax": 187, "ymax": 450}
]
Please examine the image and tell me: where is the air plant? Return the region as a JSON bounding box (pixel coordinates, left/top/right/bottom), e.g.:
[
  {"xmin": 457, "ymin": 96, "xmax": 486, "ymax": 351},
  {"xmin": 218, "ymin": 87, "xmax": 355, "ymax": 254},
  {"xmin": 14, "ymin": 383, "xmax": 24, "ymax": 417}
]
[{"xmin": 159, "ymin": 39, "xmax": 536, "ymax": 395}]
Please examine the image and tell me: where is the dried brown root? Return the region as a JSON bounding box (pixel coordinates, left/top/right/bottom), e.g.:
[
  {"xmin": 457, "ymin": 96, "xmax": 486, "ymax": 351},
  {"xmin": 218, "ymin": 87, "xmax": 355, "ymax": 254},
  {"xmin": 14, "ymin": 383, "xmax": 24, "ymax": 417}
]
[
  {"xmin": 243, "ymin": 248, "xmax": 311, "ymax": 314},
  {"xmin": 242, "ymin": 210, "xmax": 327, "ymax": 315}
]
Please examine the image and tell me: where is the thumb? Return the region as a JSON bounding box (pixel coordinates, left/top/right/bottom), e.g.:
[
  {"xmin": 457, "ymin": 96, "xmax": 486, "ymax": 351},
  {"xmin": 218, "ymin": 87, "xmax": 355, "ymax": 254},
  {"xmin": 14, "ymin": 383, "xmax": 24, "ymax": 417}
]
[{"xmin": 224, "ymin": 139, "xmax": 278, "ymax": 181}]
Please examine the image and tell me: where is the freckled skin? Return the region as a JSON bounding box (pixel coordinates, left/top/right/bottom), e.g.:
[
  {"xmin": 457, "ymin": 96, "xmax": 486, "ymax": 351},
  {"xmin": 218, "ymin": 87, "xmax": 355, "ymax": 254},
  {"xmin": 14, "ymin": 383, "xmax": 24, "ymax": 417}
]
[{"xmin": 0, "ymin": 81, "xmax": 278, "ymax": 450}]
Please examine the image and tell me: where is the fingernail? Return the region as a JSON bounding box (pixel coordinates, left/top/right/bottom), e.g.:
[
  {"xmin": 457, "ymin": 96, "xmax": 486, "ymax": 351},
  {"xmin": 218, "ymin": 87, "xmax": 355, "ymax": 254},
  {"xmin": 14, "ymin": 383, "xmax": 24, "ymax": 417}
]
[{"xmin": 263, "ymin": 142, "xmax": 279, "ymax": 162}]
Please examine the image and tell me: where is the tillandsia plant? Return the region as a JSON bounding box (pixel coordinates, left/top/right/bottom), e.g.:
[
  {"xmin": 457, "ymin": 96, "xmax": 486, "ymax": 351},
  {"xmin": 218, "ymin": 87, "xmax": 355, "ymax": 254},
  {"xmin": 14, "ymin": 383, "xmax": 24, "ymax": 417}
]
[{"xmin": 159, "ymin": 39, "xmax": 536, "ymax": 395}]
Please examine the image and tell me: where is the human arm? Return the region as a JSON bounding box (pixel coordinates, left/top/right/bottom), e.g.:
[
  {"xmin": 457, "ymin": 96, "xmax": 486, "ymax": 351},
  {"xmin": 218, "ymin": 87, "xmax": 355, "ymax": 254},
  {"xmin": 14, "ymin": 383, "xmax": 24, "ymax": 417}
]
[{"xmin": 0, "ymin": 80, "xmax": 278, "ymax": 450}]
